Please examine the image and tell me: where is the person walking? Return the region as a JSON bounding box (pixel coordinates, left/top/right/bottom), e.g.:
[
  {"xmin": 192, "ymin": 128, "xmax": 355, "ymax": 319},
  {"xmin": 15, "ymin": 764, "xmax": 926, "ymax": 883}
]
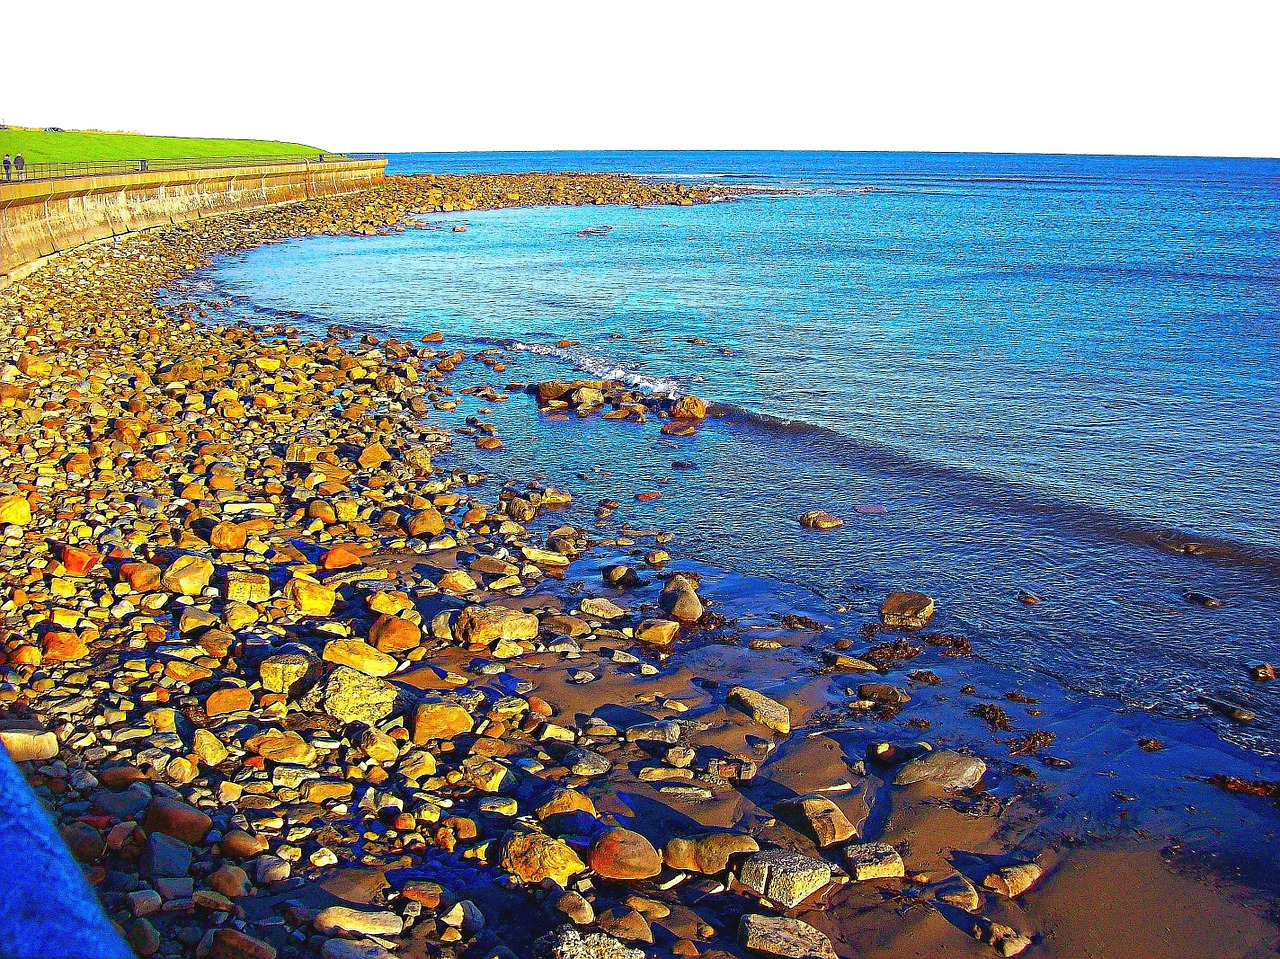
[
  {"xmin": 2, "ymin": 155, "xmax": 11, "ymax": 181},
  {"xmin": 13, "ymin": 153, "xmax": 24, "ymax": 180}
]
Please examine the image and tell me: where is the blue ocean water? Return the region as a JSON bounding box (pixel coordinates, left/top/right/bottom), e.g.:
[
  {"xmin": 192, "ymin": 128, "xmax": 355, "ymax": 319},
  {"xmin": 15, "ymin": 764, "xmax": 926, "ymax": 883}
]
[{"xmin": 197, "ymin": 152, "xmax": 1280, "ymax": 758}]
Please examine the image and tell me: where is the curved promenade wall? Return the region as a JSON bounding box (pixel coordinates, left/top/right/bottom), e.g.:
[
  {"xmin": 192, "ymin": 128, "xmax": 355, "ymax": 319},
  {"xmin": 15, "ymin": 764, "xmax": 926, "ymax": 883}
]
[{"xmin": 0, "ymin": 158, "xmax": 386, "ymax": 286}]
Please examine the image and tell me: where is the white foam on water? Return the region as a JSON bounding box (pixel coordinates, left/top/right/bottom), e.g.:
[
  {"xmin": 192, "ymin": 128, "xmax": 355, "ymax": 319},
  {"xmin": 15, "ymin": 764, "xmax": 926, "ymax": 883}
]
[{"xmin": 508, "ymin": 339, "xmax": 682, "ymax": 397}]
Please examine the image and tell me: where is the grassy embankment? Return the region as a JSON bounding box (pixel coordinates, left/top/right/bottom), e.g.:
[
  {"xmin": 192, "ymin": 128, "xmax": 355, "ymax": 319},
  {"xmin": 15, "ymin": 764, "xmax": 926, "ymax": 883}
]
[{"xmin": 0, "ymin": 126, "xmax": 327, "ymax": 164}]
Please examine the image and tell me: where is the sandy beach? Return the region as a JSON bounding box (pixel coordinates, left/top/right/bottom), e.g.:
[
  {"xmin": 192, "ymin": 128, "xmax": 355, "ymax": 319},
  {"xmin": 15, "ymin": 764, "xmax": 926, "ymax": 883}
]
[{"xmin": 0, "ymin": 172, "xmax": 1276, "ymax": 959}]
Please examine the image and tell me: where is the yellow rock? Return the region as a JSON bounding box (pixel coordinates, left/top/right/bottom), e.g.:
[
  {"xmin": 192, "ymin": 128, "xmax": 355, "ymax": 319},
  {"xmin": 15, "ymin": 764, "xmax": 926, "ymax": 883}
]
[
  {"xmin": 285, "ymin": 578, "xmax": 336, "ymax": 616},
  {"xmin": 0, "ymin": 494, "xmax": 32, "ymax": 526},
  {"xmin": 161, "ymin": 555, "xmax": 215, "ymax": 596},
  {"xmin": 322, "ymin": 639, "xmax": 397, "ymax": 677}
]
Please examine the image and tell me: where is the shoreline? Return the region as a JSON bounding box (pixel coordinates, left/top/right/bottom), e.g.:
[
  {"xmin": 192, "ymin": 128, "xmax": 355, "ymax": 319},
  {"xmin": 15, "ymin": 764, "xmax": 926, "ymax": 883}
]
[{"xmin": 0, "ymin": 173, "xmax": 1276, "ymax": 959}]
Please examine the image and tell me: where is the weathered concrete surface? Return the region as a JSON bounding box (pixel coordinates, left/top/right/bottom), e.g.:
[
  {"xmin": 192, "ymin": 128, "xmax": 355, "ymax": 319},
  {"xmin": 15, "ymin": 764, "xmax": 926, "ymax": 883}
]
[
  {"xmin": 0, "ymin": 158, "xmax": 385, "ymax": 286},
  {"xmin": 0, "ymin": 750, "xmax": 132, "ymax": 958}
]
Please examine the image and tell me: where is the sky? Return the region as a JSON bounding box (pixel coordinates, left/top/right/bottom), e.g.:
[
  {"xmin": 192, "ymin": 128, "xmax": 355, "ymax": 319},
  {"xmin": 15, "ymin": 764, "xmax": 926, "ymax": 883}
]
[{"xmin": 3, "ymin": 0, "xmax": 1277, "ymax": 158}]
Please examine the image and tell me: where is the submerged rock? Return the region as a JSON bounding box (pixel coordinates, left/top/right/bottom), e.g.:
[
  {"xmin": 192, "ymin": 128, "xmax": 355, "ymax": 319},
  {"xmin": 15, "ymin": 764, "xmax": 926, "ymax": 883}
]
[
  {"xmin": 799, "ymin": 510, "xmax": 844, "ymax": 531},
  {"xmin": 880, "ymin": 591, "xmax": 935, "ymax": 629},
  {"xmin": 894, "ymin": 749, "xmax": 986, "ymax": 790}
]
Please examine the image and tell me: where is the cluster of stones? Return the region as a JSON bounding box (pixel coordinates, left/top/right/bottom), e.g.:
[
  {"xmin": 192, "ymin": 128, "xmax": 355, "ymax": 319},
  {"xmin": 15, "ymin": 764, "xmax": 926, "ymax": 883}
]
[
  {"xmin": 0, "ymin": 171, "xmax": 1038, "ymax": 959},
  {"xmin": 529, "ymin": 381, "xmax": 709, "ymax": 437}
]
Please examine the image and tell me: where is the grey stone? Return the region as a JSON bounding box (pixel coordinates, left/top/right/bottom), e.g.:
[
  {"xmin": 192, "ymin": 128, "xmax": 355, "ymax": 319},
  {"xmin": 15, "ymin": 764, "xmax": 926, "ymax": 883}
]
[
  {"xmin": 893, "ymin": 749, "xmax": 986, "ymax": 790},
  {"xmin": 141, "ymin": 832, "xmax": 191, "ymax": 878}
]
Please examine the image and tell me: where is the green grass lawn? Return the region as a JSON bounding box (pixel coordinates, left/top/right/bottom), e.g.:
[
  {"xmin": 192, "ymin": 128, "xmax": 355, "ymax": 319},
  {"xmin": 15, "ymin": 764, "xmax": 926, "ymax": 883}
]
[{"xmin": 0, "ymin": 127, "xmax": 329, "ymax": 165}]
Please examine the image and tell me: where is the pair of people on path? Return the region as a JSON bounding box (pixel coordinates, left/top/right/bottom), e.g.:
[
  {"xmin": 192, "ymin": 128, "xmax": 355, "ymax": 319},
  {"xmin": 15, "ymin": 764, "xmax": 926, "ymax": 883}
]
[{"xmin": 2, "ymin": 154, "xmax": 26, "ymax": 180}]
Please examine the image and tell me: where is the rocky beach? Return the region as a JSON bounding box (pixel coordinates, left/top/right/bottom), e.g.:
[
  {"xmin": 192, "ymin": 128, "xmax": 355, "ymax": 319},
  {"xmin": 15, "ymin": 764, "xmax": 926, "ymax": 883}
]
[{"xmin": 0, "ymin": 171, "xmax": 1276, "ymax": 959}]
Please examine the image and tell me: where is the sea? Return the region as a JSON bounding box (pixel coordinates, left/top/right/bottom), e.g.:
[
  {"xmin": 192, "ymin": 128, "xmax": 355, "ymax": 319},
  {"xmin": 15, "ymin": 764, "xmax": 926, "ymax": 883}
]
[{"xmin": 179, "ymin": 152, "xmax": 1279, "ymax": 842}]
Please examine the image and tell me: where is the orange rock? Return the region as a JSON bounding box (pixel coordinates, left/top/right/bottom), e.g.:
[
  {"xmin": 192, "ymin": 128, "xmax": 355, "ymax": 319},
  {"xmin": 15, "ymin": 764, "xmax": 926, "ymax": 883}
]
[
  {"xmin": 121, "ymin": 562, "xmax": 162, "ymax": 592},
  {"xmin": 321, "ymin": 545, "xmax": 363, "ymax": 570},
  {"xmin": 588, "ymin": 827, "xmax": 662, "ymax": 880},
  {"xmin": 64, "ymin": 452, "xmax": 93, "ymax": 475},
  {"xmin": 61, "ymin": 545, "xmax": 100, "ymax": 576},
  {"xmin": 358, "ymin": 442, "xmax": 392, "ymax": 469},
  {"xmin": 209, "ymin": 522, "xmax": 247, "ymax": 550},
  {"xmin": 635, "ymin": 492, "xmax": 662, "ymax": 502},
  {"xmin": 370, "ymin": 614, "xmax": 422, "ymax": 653},
  {"xmin": 210, "ymin": 927, "xmax": 276, "ymax": 959},
  {"xmin": 144, "ymin": 797, "xmax": 213, "ymax": 844},
  {"xmin": 671, "ymin": 395, "xmax": 708, "ymax": 420},
  {"xmin": 406, "ymin": 508, "xmax": 445, "ymax": 538},
  {"xmin": 205, "ymin": 687, "xmax": 254, "ymax": 717},
  {"xmin": 42, "ymin": 630, "xmax": 89, "ymax": 662}
]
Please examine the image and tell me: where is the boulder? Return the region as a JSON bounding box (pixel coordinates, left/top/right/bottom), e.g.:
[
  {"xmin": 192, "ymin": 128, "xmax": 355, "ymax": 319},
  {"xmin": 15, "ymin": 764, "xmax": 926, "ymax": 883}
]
[
  {"xmin": 322, "ymin": 639, "xmax": 397, "ymax": 677},
  {"xmin": 314, "ymin": 906, "xmax": 404, "ymax": 938},
  {"xmin": 880, "ymin": 591, "xmax": 934, "ymax": 629},
  {"xmin": 0, "ymin": 493, "xmax": 32, "ymax": 526},
  {"xmin": 728, "ymin": 686, "xmax": 791, "ymax": 734},
  {"xmin": 660, "ymin": 575, "xmax": 703, "ymax": 623},
  {"xmin": 406, "ymin": 507, "xmax": 445, "ymax": 538},
  {"xmin": 983, "ymin": 861, "xmax": 1042, "ymax": 898},
  {"xmin": 454, "ymin": 604, "xmax": 539, "ymax": 644},
  {"xmin": 844, "ymin": 841, "xmax": 905, "ymax": 881},
  {"xmin": 412, "ymin": 699, "xmax": 475, "ymax": 743},
  {"xmin": 589, "ymin": 827, "xmax": 662, "ymax": 880},
  {"xmin": 369, "ymin": 614, "xmax": 421, "ymax": 652},
  {"xmin": 534, "ymin": 927, "xmax": 645, "ymax": 959},
  {"xmin": 738, "ymin": 914, "xmax": 835, "ymax": 959},
  {"xmin": 737, "ymin": 849, "xmax": 831, "ymax": 908},
  {"xmin": 500, "ymin": 831, "xmax": 587, "ymax": 886},
  {"xmin": 777, "ymin": 795, "xmax": 856, "ymax": 847},
  {"xmin": 636, "ymin": 618, "xmax": 680, "ymax": 646},
  {"xmin": 664, "ymin": 833, "xmax": 759, "ymax": 874},
  {"xmin": 141, "ymin": 832, "xmax": 191, "ymax": 878},
  {"xmin": 671, "ymin": 395, "xmax": 707, "ymax": 420},
  {"xmin": 307, "ymin": 666, "xmax": 399, "ymax": 725},
  {"xmin": 0, "ymin": 727, "xmax": 58, "ymax": 762},
  {"xmin": 285, "ymin": 578, "xmax": 337, "ymax": 616},
  {"xmin": 260, "ymin": 652, "xmax": 320, "ymax": 695},
  {"xmin": 799, "ymin": 510, "xmax": 844, "ymax": 531},
  {"xmin": 161, "ymin": 555, "xmax": 214, "ymax": 596},
  {"xmin": 144, "ymin": 797, "xmax": 213, "ymax": 844},
  {"xmin": 210, "ymin": 928, "xmax": 278, "ymax": 959},
  {"xmin": 894, "ymin": 750, "xmax": 986, "ymax": 790}
]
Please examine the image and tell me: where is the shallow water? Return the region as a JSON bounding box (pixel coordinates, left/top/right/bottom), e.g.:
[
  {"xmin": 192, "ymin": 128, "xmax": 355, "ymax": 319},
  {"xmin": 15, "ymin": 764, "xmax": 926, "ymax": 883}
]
[{"xmin": 188, "ymin": 152, "xmax": 1280, "ymax": 762}]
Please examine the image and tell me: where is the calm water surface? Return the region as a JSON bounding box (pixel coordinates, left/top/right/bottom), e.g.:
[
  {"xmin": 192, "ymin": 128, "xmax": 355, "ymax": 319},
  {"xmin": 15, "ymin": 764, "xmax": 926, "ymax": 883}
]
[{"xmin": 195, "ymin": 152, "xmax": 1280, "ymax": 758}]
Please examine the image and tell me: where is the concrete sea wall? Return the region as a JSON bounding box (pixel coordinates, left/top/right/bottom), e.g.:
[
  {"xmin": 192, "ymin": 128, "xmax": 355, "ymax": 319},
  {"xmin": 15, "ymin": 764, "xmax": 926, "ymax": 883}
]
[{"xmin": 0, "ymin": 158, "xmax": 386, "ymax": 286}]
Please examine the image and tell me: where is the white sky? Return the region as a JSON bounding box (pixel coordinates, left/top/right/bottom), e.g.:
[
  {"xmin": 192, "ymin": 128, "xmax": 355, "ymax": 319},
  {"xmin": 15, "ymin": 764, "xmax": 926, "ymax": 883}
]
[{"xmin": 3, "ymin": 0, "xmax": 1277, "ymax": 158}]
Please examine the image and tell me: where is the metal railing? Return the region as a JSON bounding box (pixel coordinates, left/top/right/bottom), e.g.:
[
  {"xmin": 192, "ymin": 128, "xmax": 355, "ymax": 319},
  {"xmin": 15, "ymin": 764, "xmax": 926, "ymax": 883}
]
[{"xmin": 0, "ymin": 153, "xmax": 384, "ymax": 184}]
